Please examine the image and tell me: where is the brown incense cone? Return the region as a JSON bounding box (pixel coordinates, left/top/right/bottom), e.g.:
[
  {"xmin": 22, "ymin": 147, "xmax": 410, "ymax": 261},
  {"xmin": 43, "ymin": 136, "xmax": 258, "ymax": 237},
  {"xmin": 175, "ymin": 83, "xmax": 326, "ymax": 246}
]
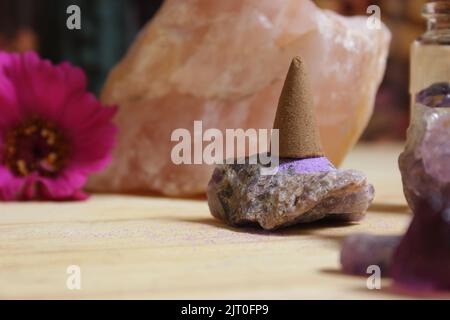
[{"xmin": 273, "ymin": 56, "xmax": 324, "ymax": 159}]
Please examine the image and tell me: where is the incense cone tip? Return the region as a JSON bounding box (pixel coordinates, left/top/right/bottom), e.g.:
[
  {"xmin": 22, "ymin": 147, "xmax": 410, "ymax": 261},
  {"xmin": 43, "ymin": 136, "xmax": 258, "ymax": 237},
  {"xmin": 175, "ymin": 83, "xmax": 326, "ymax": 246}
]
[{"xmin": 273, "ymin": 56, "xmax": 324, "ymax": 159}]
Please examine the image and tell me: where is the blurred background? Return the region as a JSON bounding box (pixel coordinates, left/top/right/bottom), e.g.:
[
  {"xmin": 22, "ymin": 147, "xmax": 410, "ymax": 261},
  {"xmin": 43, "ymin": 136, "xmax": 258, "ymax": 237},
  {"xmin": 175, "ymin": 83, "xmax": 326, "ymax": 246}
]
[{"xmin": 0, "ymin": 0, "xmax": 430, "ymax": 141}]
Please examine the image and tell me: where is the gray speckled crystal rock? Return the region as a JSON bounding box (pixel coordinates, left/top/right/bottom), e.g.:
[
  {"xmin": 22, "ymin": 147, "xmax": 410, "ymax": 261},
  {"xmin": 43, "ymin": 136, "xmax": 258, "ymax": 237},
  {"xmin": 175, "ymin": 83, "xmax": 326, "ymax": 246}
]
[{"xmin": 207, "ymin": 157, "xmax": 374, "ymax": 230}]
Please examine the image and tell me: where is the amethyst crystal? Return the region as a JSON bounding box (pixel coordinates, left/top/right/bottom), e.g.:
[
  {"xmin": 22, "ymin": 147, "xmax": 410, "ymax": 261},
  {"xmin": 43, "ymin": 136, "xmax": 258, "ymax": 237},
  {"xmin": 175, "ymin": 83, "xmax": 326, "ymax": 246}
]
[
  {"xmin": 341, "ymin": 234, "xmax": 401, "ymax": 276},
  {"xmin": 416, "ymin": 82, "xmax": 450, "ymax": 108},
  {"xmin": 207, "ymin": 156, "xmax": 374, "ymax": 230},
  {"xmin": 393, "ymin": 84, "xmax": 450, "ymax": 291},
  {"xmin": 339, "ymin": 83, "xmax": 450, "ymax": 292}
]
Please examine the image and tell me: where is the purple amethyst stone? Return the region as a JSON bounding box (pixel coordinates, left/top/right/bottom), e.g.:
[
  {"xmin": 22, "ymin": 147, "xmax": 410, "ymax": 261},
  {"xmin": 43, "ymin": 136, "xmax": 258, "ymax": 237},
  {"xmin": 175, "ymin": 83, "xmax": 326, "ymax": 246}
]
[
  {"xmin": 341, "ymin": 234, "xmax": 401, "ymax": 276},
  {"xmin": 393, "ymin": 99, "xmax": 450, "ymax": 291},
  {"xmin": 340, "ymin": 96, "xmax": 450, "ymax": 293},
  {"xmin": 416, "ymin": 82, "xmax": 450, "ymax": 108}
]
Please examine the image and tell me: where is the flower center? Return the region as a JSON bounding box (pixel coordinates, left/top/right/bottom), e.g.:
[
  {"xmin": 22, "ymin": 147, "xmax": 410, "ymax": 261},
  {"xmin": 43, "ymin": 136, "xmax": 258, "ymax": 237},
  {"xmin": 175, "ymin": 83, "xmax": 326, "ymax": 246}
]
[{"xmin": 3, "ymin": 117, "xmax": 69, "ymax": 177}]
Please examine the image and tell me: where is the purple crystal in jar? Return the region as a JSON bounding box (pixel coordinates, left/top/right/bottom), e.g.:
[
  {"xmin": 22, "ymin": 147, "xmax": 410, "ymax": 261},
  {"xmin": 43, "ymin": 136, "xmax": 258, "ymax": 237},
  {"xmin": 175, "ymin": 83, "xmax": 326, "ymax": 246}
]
[
  {"xmin": 278, "ymin": 157, "xmax": 335, "ymax": 174},
  {"xmin": 416, "ymin": 82, "xmax": 450, "ymax": 108}
]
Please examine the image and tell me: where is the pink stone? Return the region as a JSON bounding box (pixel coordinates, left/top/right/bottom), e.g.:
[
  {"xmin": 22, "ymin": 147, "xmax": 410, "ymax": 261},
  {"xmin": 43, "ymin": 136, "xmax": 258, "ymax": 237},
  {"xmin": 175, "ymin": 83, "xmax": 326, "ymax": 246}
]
[{"xmin": 88, "ymin": 0, "xmax": 391, "ymax": 196}]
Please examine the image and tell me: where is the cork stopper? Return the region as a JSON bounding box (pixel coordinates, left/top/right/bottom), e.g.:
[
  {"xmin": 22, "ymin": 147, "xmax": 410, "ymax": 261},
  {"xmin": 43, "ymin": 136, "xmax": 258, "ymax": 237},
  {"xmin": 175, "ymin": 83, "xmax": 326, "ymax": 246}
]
[{"xmin": 273, "ymin": 57, "xmax": 324, "ymax": 159}]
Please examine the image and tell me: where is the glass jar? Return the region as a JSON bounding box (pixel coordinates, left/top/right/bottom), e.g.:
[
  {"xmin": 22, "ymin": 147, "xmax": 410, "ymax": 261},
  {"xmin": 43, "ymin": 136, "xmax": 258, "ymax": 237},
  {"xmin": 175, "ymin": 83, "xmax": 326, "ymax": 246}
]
[{"xmin": 410, "ymin": 1, "xmax": 450, "ymax": 107}]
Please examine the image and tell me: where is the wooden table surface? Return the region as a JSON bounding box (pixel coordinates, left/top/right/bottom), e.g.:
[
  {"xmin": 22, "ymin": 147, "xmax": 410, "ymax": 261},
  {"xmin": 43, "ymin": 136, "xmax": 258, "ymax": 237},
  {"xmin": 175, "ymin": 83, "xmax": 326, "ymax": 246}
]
[{"xmin": 0, "ymin": 143, "xmax": 427, "ymax": 299}]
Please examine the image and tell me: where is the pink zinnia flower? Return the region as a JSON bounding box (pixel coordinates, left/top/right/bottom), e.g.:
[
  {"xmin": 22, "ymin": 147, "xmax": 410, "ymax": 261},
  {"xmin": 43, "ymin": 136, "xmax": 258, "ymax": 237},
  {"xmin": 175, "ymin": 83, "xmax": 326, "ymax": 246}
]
[{"xmin": 0, "ymin": 51, "xmax": 117, "ymax": 201}]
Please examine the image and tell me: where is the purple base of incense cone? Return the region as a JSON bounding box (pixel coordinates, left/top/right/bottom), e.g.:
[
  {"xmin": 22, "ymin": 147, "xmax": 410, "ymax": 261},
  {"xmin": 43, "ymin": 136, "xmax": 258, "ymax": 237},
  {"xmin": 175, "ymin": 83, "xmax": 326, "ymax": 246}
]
[{"xmin": 279, "ymin": 157, "xmax": 335, "ymax": 174}]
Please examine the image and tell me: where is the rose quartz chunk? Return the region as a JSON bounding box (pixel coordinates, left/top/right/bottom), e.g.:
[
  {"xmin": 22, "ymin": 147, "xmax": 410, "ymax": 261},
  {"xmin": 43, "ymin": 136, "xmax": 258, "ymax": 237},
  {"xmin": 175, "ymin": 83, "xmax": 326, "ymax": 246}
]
[{"xmin": 88, "ymin": 0, "xmax": 391, "ymax": 196}]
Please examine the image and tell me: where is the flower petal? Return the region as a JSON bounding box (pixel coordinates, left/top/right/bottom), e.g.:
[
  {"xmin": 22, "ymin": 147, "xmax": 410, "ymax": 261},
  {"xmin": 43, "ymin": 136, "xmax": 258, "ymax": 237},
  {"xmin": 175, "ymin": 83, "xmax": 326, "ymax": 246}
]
[
  {"xmin": 3, "ymin": 51, "xmax": 87, "ymax": 122},
  {"xmin": 38, "ymin": 170, "xmax": 88, "ymax": 200},
  {"xmin": 60, "ymin": 92, "xmax": 118, "ymax": 173},
  {"xmin": 0, "ymin": 52, "xmax": 21, "ymax": 127},
  {"xmin": 0, "ymin": 166, "xmax": 25, "ymax": 201}
]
